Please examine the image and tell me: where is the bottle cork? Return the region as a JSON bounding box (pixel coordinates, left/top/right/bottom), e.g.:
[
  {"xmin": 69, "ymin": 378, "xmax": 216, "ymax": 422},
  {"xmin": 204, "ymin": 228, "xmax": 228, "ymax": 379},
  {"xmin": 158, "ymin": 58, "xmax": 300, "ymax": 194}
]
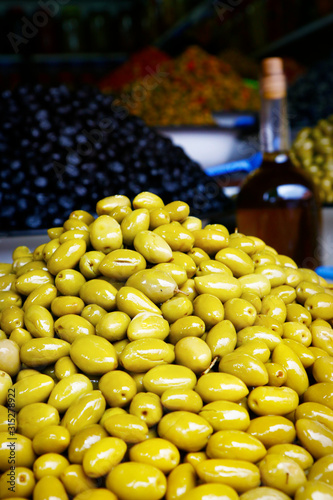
[{"xmin": 261, "ymin": 57, "xmax": 286, "ymax": 99}]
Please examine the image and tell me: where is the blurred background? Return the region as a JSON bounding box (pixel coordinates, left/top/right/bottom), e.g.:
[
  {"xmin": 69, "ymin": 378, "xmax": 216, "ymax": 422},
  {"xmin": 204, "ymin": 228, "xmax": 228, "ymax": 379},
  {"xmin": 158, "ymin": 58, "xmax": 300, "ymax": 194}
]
[{"xmin": 1, "ymin": 0, "xmax": 333, "ymax": 256}]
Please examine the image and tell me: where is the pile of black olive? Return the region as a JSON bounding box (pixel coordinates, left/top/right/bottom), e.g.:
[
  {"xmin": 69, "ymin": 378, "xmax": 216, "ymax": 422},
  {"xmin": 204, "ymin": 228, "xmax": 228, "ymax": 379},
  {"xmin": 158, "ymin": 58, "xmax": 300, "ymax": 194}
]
[{"xmin": 0, "ymin": 85, "xmax": 231, "ymax": 232}]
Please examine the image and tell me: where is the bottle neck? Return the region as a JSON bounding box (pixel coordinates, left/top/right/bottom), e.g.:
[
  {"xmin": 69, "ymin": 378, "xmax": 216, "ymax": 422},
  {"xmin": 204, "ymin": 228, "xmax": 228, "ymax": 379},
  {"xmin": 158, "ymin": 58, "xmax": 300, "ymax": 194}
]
[{"xmin": 260, "ymin": 96, "xmax": 290, "ymax": 154}]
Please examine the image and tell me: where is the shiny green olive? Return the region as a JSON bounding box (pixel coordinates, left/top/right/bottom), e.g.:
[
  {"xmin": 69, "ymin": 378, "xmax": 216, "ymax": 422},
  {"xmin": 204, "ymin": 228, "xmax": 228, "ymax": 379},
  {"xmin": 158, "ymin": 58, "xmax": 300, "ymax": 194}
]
[
  {"xmin": 54, "ymin": 356, "xmax": 78, "ymax": 379},
  {"xmin": 106, "ymin": 462, "xmax": 166, "ymax": 500},
  {"xmin": 296, "ymin": 418, "xmax": 333, "ymax": 459},
  {"xmin": 240, "ymin": 291, "xmax": 262, "ymax": 313},
  {"xmin": 15, "ymin": 270, "xmax": 54, "ymax": 296},
  {"xmin": 237, "ymin": 326, "xmax": 282, "ymax": 351},
  {"xmin": 199, "ymin": 400, "xmax": 249, "ymax": 432},
  {"xmin": 158, "ymin": 411, "xmax": 212, "ymax": 452},
  {"xmin": 246, "ymin": 415, "xmax": 296, "ymax": 448},
  {"xmin": 17, "ymin": 402, "xmax": 59, "ymax": 439},
  {"xmin": 160, "ymin": 295, "xmax": 193, "ymax": 324},
  {"xmin": 295, "ymin": 481, "xmax": 333, "ymax": 500},
  {"xmin": 266, "ymin": 444, "xmax": 313, "ymax": 471},
  {"xmin": 205, "ymin": 320, "xmax": 237, "ymax": 357},
  {"xmin": 261, "ymin": 294, "xmax": 287, "ymax": 323},
  {"xmin": 175, "ymin": 337, "xmax": 212, "ymax": 373},
  {"xmin": 70, "ymin": 336, "xmax": 118, "ymax": 375},
  {"xmin": 223, "ymin": 298, "xmax": 257, "ymax": 331},
  {"xmin": 79, "ymin": 252, "xmax": 105, "ymax": 279},
  {"xmin": 120, "ymin": 338, "xmax": 174, "ymax": 373},
  {"xmin": 129, "ymin": 392, "xmax": 163, "ymax": 427},
  {"xmin": 99, "ymin": 370, "xmax": 137, "ymax": 408},
  {"xmin": 149, "ymin": 208, "xmax": 170, "ymax": 230},
  {"xmin": 61, "ymin": 391, "xmax": 106, "ymax": 436},
  {"xmin": 9, "ymin": 327, "xmax": 32, "ymax": 347},
  {"xmin": 121, "ymin": 209, "xmax": 150, "ymax": 246},
  {"xmin": 20, "ymin": 338, "xmax": 70, "ymax": 368},
  {"xmin": 9, "ymin": 374, "xmax": 55, "ymax": 411},
  {"xmin": 117, "ymin": 286, "xmax": 162, "ymax": 317},
  {"xmin": 127, "ymin": 269, "xmax": 178, "ymax": 304},
  {"xmin": 129, "ymin": 437, "xmax": 180, "ymax": 474},
  {"xmin": 206, "ymin": 429, "xmax": 266, "ymax": 463},
  {"xmin": 0, "ymin": 291, "xmax": 22, "ymax": 312},
  {"xmin": 215, "ymin": 247, "xmax": 254, "ymax": 277},
  {"xmin": 90, "ymin": 215, "xmax": 122, "ymax": 254},
  {"xmin": 127, "ymin": 312, "xmax": 169, "ymax": 341},
  {"xmin": 133, "ymin": 192, "xmax": 164, "ymax": 210},
  {"xmin": 143, "ymin": 365, "xmax": 196, "ymax": 396},
  {"xmin": 60, "ymin": 464, "xmax": 97, "ymax": 497},
  {"xmin": 51, "ymin": 296, "xmax": 85, "ymax": 317},
  {"xmin": 282, "ymin": 340, "xmax": 315, "ymax": 368},
  {"xmin": 32, "ymin": 424, "xmax": 70, "ymax": 455},
  {"xmin": 164, "ymin": 201, "xmax": 190, "ymax": 222},
  {"xmin": 47, "ymin": 240, "xmax": 86, "ymax": 276},
  {"xmin": 265, "ymin": 362, "xmax": 287, "ymax": 387},
  {"xmin": 219, "ymin": 352, "xmax": 268, "ymax": 387},
  {"xmin": 286, "ymin": 303, "xmax": 312, "ymax": 326},
  {"xmin": 228, "ymin": 235, "xmax": 256, "ymax": 255},
  {"xmin": 165, "ymin": 463, "xmax": 196, "ymax": 500},
  {"xmin": 254, "ymin": 264, "xmax": 286, "ymax": 287},
  {"xmin": 48, "ymin": 374, "xmax": 93, "ymax": 413},
  {"xmin": 95, "ymin": 311, "xmax": 130, "ymax": 342},
  {"xmin": 154, "ymin": 223, "xmax": 194, "ymax": 253},
  {"xmin": 81, "ymin": 304, "xmax": 107, "ymax": 327},
  {"xmin": 79, "ymin": 279, "xmax": 117, "ymax": 312},
  {"xmin": 181, "ymin": 216, "xmax": 202, "ymax": 232},
  {"xmin": 22, "ymin": 284, "xmax": 57, "ymax": 312},
  {"xmin": 191, "ymin": 229, "xmax": 228, "ymax": 255},
  {"xmin": 195, "ymin": 372, "xmax": 248, "ymax": 403},
  {"xmin": 193, "ymin": 294, "xmax": 224, "ymax": 329},
  {"xmin": 0, "ymin": 467, "xmax": 35, "ymax": 498},
  {"xmin": 134, "ymin": 230, "xmax": 173, "ymax": 263},
  {"xmin": 0, "ymin": 432, "xmax": 36, "ymax": 472},
  {"xmin": 55, "ymin": 270, "xmax": 86, "ymax": 296},
  {"xmin": 196, "ymin": 259, "xmax": 233, "ymax": 277},
  {"xmin": 169, "ymin": 315, "xmax": 205, "ymax": 344},
  {"xmin": 24, "ymin": 305, "xmax": 54, "ymax": 338},
  {"xmin": 238, "ymin": 273, "xmax": 271, "ymax": 298},
  {"xmin": 54, "ymin": 315, "xmax": 94, "ymax": 343},
  {"xmin": 254, "ymin": 314, "xmax": 283, "ymax": 336},
  {"xmin": 103, "ymin": 413, "xmax": 148, "ymax": 443},
  {"xmin": 305, "ymin": 292, "xmax": 333, "ymax": 320},
  {"xmin": 187, "ymin": 247, "xmax": 210, "ymax": 265},
  {"xmin": 161, "ymin": 388, "xmax": 203, "ymax": 413},
  {"xmin": 259, "ymin": 454, "xmax": 306, "ymax": 497},
  {"xmin": 110, "ymin": 204, "xmax": 132, "ymax": 224},
  {"xmin": 83, "ymin": 437, "xmax": 127, "ymax": 478},
  {"xmin": 33, "ymin": 453, "xmax": 70, "ymax": 480},
  {"xmin": 96, "ymin": 195, "xmax": 131, "ymax": 216},
  {"xmin": 0, "ymin": 339, "xmax": 20, "ymax": 377},
  {"xmin": 194, "ymin": 274, "xmax": 242, "ymax": 302},
  {"xmin": 304, "ymin": 382, "xmax": 333, "ymax": 410},
  {"xmin": 196, "ymin": 459, "xmax": 260, "ymax": 493},
  {"xmin": 99, "ymin": 250, "xmax": 146, "ymax": 281},
  {"xmin": 272, "ymin": 343, "xmax": 309, "ymax": 396},
  {"xmin": 248, "ymin": 386, "xmax": 299, "ymax": 416},
  {"xmin": 68, "ymin": 424, "xmax": 108, "ymax": 464},
  {"xmin": 282, "ymin": 322, "xmax": 312, "ymax": 346}
]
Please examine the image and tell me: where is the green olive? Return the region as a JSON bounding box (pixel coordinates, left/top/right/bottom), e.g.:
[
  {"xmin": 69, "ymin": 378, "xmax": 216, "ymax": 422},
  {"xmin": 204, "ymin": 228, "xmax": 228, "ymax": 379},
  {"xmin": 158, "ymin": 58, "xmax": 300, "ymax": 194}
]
[
  {"xmin": 116, "ymin": 286, "xmax": 162, "ymax": 317},
  {"xmin": 79, "ymin": 252, "xmax": 105, "ymax": 279},
  {"xmin": 90, "ymin": 215, "xmax": 122, "ymax": 254},
  {"xmin": 17, "ymin": 402, "xmax": 59, "ymax": 439},
  {"xmin": 175, "ymin": 337, "xmax": 212, "ymax": 373},
  {"xmin": 164, "ymin": 201, "xmax": 190, "ymax": 222},
  {"xmin": 106, "ymin": 462, "xmax": 166, "ymax": 500},
  {"xmin": 0, "ymin": 432, "xmax": 36, "ymax": 471},
  {"xmin": 33, "ymin": 453, "xmax": 70, "ymax": 480},
  {"xmin": 199, "ymin": 400, "xmax": 250, "ymax": 432},
  {"xmin": 127, "ymin": 269, "xmax": 178, "ymax": 304},
  {"xmin": 70, "ymin": 336, "xmax": 118, "ymax": 375},
  {"xmin": 121, "ymin": 209, "xmax": 150, "ymax": 246},
  {"xmin": 194, "ymin": 274, "xmax": 242, "ymax": 302},
  {"xmin": 32, "ymin": 424, "xmax": 70, "ymax": 455},
  {"xmin": 215, "ymin": 248, "xmax": 255, "ymax": 277},
  {"xmin": 103, "ymin": 413, "xmax": 148, "ymax": 443},
  {"xmin": 133, "ymin": 192, "xmax": 164, "ymax": 210},
  {"xmin": 68, "ymin": 424, "xmax": 108, "ymax": 464},
  {"xmin": 48, "ymin": 374, "xmax": 93, "ymax": 413},
  {"xmin": 55, "ymin": 315, "xmax": 95, "ymax": 343},
  {"xmin": 79, "ymin": 279, "xmax": 117, "ymax": 312},
  {"xmin": 193, "ymin": 294, "xmax": 224, "ymax": 329},
  {"xmin": 248, "ymin": 386, "xmax": 299, "ymax": 416},
  {"xmin": 0, "ymin": 466, "xmax": 35, "ymax": 498},
  {"xmin": 134, "ymin": 231, "xmax": 173, "ymax": 264},
  {"xmin": 61, "ymin": 391, "xmax": 106, "ymax": 436},
  {"xmin": 205, "ymin": 320, "xmax": 237, "ymax": 357},
  {"xmin": 195, "ymin": 372, "xmax": 248, "ymax": 403},
  {"xmin": 266, "ymin": 444, "xmax": 313, "ymax": 471},
  {"xmin": 158, "ymin": 411, "xmax": 212, "ymax": 452},
  {"xmin": 206, "ymin": 430, "xmax": 266, "ymax": 463},
  {"xmin": 161, "ymin": 388, "xmax": 203, "ymax": 413},
  {"xmin": 169, "ymin": 315, "xmax": 205, "ymax": 344},
  {"xmin": 95, "ymin": 311, "xmax": 130, "ymax": 342},
  {"xmin": 259, "ymin": 454, "xmax": 306, "ymax": 497},
  {"xmin": 99, "ymin": 249, "xmax": 146, "ymax": 281},
  {"xmin": 82, "ymin": 437, "xmax": 127, "ymax": 478},
  {"xmin": 60, "ymin": 464, "xmax": 97, "ymax": 497},
  {"xmin": 165, "ymin": 463, "xmax": 196, "ymax": 500},
  {"xmin": 154, "ymin": 223, "xmax": 194, "ymax": 253},
  {"xmin": 143, "ymin": 365, "xmax": 197, "ymax": 396},
  {"xmin": 20, "ymin": 338, "xmax": 70, "ymax": 368},
  {"xmin": 129, "ymin": 437, "xmax": 180, "ymax": 474},
  {"xmin": 127, "ymin": 312, "xmax": 169, "ymax": 341},
  {"xmin": 0, "ymin": 339, "xmax": 20, "ymax": 377},
  {"xmin": 219, "ymin": 352, "xmax": 268, "ymax": 387},
  {"xmin": 149, "ymin": 208, "xmax": 171, "ymax": 230},
  {"xmin": 196, "ymin": 459, "xmax": 260, "ymax": 493},
  {"xmin": 160, "ymin": 296, "xmax": 193, "ymax": 324},
  {"xmin": 120, "ymin": 338, "xmax": 174, "ymax": 373},
  {"xmin": 129, "ymin": 392, "xmax": 163, "ymax": 427},
  {"xmin": 55, "ymin": 270, "xmax": 86, "ymax": 296},
  {"xmin": 192, "ymin": 229, "xmax": 228, "ymax": 255},
  {"xmin": 99, "ymin": 370, "xmax": 137, "ymax": 408},
  {"xmin": 246, "ymin": 415, "xmax": 296, "ymax": 448},
  {"xmin": 81, "ymin": 305, "xmax": 107, "ymax": 327}
]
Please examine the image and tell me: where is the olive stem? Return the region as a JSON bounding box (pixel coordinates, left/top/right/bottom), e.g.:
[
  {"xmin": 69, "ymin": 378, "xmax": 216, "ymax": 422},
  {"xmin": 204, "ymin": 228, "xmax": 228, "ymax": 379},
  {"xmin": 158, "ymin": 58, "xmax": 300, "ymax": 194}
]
[
  {"xmin": 175, "ymin": 288, "xmax": 189, "ymax": 296},
  {"xmin": 201, "ymin": 356, "xmax": 219, "ymax": 376}
]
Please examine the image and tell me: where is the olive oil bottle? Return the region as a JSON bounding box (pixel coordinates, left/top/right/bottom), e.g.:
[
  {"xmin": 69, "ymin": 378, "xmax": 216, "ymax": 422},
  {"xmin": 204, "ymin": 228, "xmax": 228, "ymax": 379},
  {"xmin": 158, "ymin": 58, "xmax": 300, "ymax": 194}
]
[{"xmin": 236, "ymin": 58, "xmax": 321, "ymax": 268}]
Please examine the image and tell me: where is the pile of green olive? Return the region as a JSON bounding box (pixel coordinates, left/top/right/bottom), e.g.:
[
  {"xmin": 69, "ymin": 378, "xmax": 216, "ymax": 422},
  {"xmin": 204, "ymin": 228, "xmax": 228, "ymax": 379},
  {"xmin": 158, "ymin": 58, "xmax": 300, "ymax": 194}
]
[
  {"xmin": 0, "ymin": 192, "xmax": 333, "ymax": 500},
  {"xmin": 291, "ymin": 117, "xmax": 333, "ymax": 204}
]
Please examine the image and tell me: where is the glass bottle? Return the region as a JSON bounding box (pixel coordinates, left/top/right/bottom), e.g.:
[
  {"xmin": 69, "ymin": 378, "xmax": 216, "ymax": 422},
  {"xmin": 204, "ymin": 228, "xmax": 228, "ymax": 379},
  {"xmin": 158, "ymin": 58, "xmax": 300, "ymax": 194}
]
[{"xmin": 236, "ymin": 58, "xmax": 322, "ymax": 269}]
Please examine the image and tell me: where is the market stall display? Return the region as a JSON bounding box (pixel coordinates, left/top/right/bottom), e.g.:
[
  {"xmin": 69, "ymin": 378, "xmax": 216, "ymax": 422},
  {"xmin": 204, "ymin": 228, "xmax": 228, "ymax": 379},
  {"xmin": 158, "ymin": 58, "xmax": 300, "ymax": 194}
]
[
  {"xmin": 291, "ymin": 117, "xmax": 333, "ymax": 204},
  {"xmin": 107, "ymin": 46, "xmax": 260, "ymax": 126},
  {"xmin": 0, "ymin": 84, "xmax": 231, "ymax": 233},
  {"xmin": 0, "ymin": 191, "xmax": 333, "ymax": 499}
]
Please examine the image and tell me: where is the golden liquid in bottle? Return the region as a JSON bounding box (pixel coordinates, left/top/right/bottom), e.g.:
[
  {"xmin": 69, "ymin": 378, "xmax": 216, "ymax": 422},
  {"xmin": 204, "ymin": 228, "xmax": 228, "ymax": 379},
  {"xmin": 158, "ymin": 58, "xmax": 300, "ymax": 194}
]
[{"xmin": 237, "ymin": 152, "xmax": 322, "ymax": 269}]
